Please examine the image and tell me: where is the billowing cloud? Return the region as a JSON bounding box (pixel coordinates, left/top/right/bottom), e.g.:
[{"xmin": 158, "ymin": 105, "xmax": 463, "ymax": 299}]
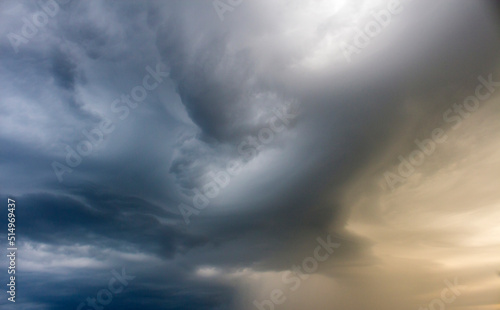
[{"xmin": 1, "ymin": 0, "xmax": 500, "ymax": 309}]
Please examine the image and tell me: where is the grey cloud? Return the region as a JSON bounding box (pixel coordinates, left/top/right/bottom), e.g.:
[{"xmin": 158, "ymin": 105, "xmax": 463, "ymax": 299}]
[{"xmin": 1, "ymin": 0, "xmax": 500, "ymax": 309}]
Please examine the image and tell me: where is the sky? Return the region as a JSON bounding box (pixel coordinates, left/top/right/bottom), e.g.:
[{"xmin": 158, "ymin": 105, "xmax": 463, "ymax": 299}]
[{"xmin": 1, "ymin": 0, "xmax": 500, "ymax": 309}]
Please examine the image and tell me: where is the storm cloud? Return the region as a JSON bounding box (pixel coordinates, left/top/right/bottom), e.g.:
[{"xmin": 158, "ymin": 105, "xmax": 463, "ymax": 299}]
[{"xmin": 1, "ymin": 0, "xmax": 500, "ymax": 309}]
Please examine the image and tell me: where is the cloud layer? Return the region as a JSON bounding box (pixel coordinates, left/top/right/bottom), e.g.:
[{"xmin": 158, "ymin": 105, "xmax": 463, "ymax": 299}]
[{"xmin": 1, "ymin": 0, "xmax": 500, "ymax": 309}]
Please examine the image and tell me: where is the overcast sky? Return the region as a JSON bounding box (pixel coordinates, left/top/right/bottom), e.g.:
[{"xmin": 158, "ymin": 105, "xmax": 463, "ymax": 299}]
[{"xmin": 1, "ymin": 0, "xmax": 500, "ymax": 309}]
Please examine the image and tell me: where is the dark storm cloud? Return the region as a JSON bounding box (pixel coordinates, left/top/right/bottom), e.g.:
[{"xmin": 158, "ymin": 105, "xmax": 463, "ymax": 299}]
[
  {"xmin": 16, "ymin": 193, "xmax": 182, "ymax": 256},
  {"xmin": 1, "ymin": 0, "xmax": 500, "ymax": 309},
  {"xmin": 154, "ymin": 0, "xmax": 500, "ymax": 252}
]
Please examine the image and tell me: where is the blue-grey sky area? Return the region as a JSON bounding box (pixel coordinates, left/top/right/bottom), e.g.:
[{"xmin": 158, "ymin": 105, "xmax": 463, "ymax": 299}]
[{"xmin": 1, "ymin": 1, "xmax": 500, "ymax": 309}]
